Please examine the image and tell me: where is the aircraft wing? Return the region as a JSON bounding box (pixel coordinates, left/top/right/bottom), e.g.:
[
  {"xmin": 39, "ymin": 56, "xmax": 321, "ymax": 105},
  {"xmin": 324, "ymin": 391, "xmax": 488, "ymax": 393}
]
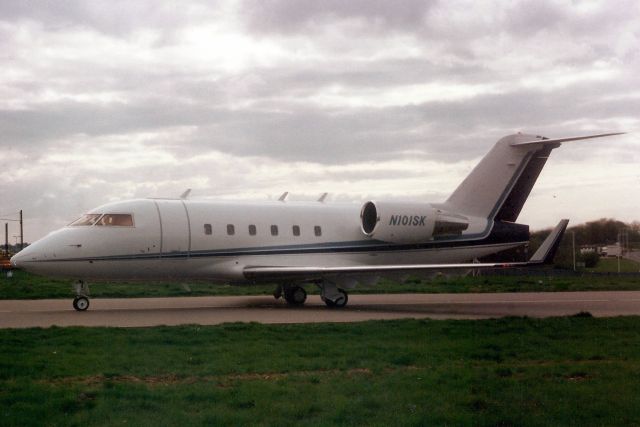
[
  {"xmin": 244, "ymin": 261, "xmax": 526, "ymax": 281},
  {"xmin": 244, "ymin": 219, "xmax": 569, "ymax": 282}
]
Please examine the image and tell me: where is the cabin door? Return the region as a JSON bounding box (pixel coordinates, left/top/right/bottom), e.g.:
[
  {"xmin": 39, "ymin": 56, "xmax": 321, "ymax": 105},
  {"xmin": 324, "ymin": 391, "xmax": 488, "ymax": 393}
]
[{"xmin": 154, "ymin": 200, "xmax": 190, "ymax": 256}]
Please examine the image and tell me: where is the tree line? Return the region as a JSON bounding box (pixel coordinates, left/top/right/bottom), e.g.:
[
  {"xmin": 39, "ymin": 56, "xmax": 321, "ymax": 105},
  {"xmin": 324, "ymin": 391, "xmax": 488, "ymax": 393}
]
[{"xmin": 530, "ymin": 218, "xmax": 639, "ymax": 268}]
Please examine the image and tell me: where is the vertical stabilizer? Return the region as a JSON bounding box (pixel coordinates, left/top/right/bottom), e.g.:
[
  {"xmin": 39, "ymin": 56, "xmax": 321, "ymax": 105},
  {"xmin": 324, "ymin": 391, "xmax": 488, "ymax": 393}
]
[
  {"xmin": 445, "ymin": 132, "xmax": 623, "ymax": 221},
  {"xmin": 445, "ymin": 133, "xmax": 559, "ymax": 220}
]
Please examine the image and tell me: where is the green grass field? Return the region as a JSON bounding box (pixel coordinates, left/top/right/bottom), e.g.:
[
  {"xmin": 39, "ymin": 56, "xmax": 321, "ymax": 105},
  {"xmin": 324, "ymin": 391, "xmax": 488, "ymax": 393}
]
[
  {"xmin": 2, "ymin": 269, "xmax": 640, "ymax": 300},
  {"xmin": 588, "ymin": 257, "xmax": 640, "ymax": 273},
  {"xmin": 2, "ymin": 317, "xmax": 640, "ymax": 426}
]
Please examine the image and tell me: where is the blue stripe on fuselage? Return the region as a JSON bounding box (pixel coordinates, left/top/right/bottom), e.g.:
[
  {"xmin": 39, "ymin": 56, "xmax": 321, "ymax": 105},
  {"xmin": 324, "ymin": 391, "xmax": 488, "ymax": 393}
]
[{"xmin": 29, "ymin": 221, "xmax": 528, "ymax": 263}]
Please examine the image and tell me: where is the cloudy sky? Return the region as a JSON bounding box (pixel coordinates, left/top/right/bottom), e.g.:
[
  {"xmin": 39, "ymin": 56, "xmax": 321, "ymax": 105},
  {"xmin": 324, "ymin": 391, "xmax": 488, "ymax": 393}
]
[{"xmin": 1, "ymin": 0, "xmax": 638, "ymax": 242}]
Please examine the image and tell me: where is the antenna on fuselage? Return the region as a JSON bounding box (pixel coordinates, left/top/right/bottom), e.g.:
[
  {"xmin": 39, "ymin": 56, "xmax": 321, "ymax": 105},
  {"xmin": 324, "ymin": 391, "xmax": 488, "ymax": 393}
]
[
  {"xmin": 278, "ymin": 192, "xmax": 289, "ymax": 202},
  {"xmin": 180, "ymin": 189, "xmax": 192, "ymax": 200}
]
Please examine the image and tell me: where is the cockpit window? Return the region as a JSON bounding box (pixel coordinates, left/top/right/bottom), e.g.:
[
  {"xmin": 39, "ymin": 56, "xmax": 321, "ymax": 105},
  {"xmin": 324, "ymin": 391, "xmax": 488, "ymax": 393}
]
[
  {"xmin": 96, "ymin": 214, "xmax": 134, "ymax": 227},
  {"xmin": 69, "ymin": 214, "xmax": 102, "ymax": 226}
]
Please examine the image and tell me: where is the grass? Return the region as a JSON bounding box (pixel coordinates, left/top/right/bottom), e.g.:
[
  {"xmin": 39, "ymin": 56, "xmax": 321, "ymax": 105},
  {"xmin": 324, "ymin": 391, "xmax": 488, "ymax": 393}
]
[
  {"xmin": 2, "ymin": 269, "xmax": 640, "ymax": 300},
  {"xmin": 0, "ymin": 270, "xmax": 278, "ymax": 299},
  {"xmin": 2, "ymin": 317, "xmax": 640, "ymax": 425},
  {"xmin": 587, "ymin": 257, "xmax": 640, "ymax": 273}
]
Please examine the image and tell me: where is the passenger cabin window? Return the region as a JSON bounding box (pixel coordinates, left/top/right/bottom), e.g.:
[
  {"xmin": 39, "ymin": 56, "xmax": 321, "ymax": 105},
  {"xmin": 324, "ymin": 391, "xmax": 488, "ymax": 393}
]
[
  {"xmin": 271, "ymin": 225, "xmax": 278, "ymax": 236},
  {"xmin": 95, "ymin": 214, "xmax": 134, "ymax": 227},
  {"xmin": 204, "ymin": 224, "xmax": 212, "ymax": 235},
  {"xmin": 69, "ymin": 214, "xmax": 102, "ymax": 226},
  {"xmin": 249, "ymin": 225, "xmax": 257, "ymax": 236},
  {"xmin": 227, "ymin": 224, "xmax": 235, "ymax": 236},
  {"xmin": 292, "ymin": 225, "xmax": 300, "ymax": 236},
  {"xmin": 314, "ymin": 225, "xmax": 322, "ymax": 237}
]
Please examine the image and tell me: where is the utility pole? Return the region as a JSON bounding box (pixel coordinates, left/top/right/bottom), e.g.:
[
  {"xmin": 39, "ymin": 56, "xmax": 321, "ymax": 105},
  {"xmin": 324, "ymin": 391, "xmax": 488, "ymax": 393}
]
[
  {"xmin": 623, "ymin": 229, "xmax": 629, "ymax": 256},
  {"xmin": 572, "ymin": 231, "xmax": 576, "ymax": 271},
  {"xmin": 617, "ymin": 231, "xmax": 621, "ymax": 274},
  {"xmin": 19, "ymin": 210, "xmax": 23, "ymax": 251},
  {"xmin": 4, "ymin": 223, "xmax": 7, "ymax": 257}
]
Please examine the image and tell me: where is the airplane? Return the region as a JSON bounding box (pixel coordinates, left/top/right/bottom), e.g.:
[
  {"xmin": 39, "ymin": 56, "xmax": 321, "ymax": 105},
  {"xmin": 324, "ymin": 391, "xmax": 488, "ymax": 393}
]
[{"xmin": 10, "ymin": 132, "xmax": 624, "ymax": 311}]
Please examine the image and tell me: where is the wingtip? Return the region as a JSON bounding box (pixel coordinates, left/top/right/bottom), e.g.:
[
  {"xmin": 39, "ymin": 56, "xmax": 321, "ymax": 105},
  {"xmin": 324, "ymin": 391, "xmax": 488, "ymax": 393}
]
[{"xmin": 529, "ymin": 219, "xmax": 570, "ymax": 264}]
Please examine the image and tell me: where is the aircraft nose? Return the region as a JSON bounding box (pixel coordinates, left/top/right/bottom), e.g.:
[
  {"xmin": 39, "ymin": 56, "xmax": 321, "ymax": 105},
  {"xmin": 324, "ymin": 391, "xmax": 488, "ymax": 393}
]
[
  {"xmin": 10, "ymin": 252, "xmax": 23, "ymax": 269},
  {"xmin": 10, "ymin": 245, "xmax": 36, "ymax": 270}
]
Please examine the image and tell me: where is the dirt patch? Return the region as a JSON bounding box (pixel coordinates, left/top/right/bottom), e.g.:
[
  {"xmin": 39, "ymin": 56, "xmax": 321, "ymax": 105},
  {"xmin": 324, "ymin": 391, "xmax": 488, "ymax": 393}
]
[{"xmin": 40, "ymin": 367, "xmax": 376, "ymax": 387}]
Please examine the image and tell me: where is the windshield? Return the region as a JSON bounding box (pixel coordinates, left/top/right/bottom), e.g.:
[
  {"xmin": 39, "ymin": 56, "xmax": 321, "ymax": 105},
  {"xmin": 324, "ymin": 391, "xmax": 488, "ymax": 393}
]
[
  {"xmin": 69, "ymin": 214, "xmax": 102, "ymax": 226},
  {"xmin": 69, "ymin": 213, "xmax": 134, "ymax": 227},
  {"xmin": 95, "ymin": 214, "xmax": 134, "ymax": 227}
]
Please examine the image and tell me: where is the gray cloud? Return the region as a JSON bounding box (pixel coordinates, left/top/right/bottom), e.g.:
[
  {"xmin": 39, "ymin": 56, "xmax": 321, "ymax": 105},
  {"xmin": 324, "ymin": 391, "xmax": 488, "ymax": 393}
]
[
  {"xmin": 242, "ymin": 0, "xmax": 436, "ymax": 33},
  {"xmin": 1, "ymin": 0, "xmax": 638, "ymax": 241},
  {"xmin": 0, "ymin": 0, "xmax": 219, "ymax": 37},
  {"xmin": 4, "ymin": 73, "xmax": 636, "ymax": 164}
]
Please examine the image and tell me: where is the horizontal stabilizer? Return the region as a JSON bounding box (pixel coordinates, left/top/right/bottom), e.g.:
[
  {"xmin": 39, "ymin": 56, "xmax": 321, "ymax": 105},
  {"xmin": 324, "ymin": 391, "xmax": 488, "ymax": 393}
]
[
  {"xmin": 528, "ymin": 219, "xmax": 569, "ymax": 264},
  {"xmin": 511, "ymin": 132, "xmax": 625, "ymax": 147}
]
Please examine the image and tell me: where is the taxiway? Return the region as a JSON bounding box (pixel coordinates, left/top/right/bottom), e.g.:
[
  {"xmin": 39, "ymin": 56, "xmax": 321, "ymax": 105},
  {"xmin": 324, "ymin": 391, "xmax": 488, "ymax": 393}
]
[{"xmin": 1, "ymin": 291, "xmax": 640, "ymax": 328}]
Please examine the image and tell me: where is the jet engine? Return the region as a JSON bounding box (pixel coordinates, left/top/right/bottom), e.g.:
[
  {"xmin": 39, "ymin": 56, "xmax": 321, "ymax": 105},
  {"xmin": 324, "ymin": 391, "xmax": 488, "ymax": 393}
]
[{"xmin": 360, "ymin": 201, "xmax": 469, "ymax": 244}]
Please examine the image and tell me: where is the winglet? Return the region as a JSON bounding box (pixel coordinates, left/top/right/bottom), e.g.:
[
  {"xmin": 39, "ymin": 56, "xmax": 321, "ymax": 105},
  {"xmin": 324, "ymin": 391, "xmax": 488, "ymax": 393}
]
[
  {"xmin": 529, "ymin": 219, "xmax": 570, "ymax": 264},
  {"xmin": 317, "ymin": 192, "xmax": 328, "ymax": 203}
]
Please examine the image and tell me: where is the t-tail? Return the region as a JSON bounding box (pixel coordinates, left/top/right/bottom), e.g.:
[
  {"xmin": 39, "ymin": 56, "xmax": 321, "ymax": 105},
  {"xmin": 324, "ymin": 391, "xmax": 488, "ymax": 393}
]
[{"xmin": 443, "ymin": 132, "xmax": 624, "ymax": 222}]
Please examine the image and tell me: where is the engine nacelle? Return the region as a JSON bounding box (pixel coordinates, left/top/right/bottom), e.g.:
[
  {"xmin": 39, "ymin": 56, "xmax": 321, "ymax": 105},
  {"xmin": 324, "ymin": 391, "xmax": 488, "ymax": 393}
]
[{"xmin": 360, "ymin": 201, "xmax": 469, "ymax": 244}]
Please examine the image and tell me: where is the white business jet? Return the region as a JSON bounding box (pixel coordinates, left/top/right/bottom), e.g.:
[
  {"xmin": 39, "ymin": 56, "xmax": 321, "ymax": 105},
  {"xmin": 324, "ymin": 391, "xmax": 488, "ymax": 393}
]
[{"xmin": 11, "ymin": 132, "xmax": 623, "ymax": 311}]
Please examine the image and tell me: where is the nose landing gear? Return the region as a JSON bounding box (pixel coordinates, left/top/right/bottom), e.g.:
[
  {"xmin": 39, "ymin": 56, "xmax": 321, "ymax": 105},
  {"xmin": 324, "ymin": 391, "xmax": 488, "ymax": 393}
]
[
  {"xmin": 72, "ymin": 280, "xmax": 90, "ymax": 311},
  {"xmin": 73, "ymin": 295, "xmax": 90, "ymax": 311}
]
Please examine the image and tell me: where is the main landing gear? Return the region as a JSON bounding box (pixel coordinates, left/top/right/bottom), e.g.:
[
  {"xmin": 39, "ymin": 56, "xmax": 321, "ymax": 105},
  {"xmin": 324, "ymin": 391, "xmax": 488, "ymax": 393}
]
[
  {"xmin": 318, "ymin": 281, "xmax": 348, "ymax": 308},
  {"xmin": 322, "ymin": 289, "xmax": 348, "ymax": 308},
  {"xmin": 273, "ymin": 281, "xmax": 349, "ymax": 308},
  {"xmin": 275, "ymin": 284, "xmax": 308, "ymax": 306},
  {"xmin": 72, "ymin": 280, "xmax": 90, "ymax": 311}
]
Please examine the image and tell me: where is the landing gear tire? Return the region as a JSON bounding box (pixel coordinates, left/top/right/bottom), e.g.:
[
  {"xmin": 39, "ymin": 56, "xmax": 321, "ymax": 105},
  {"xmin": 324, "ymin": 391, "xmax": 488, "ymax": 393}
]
[
  {"xmin": 284, "ymin": 286, "xmax": 307, "ymax": 306},
  {"xmin": 73, "ymin": 296, "xmax": 90, "ymax": 311},
  {"xmin": 273, "ymin": 285, "xmax": 283, "ymax": 300},
  {"xmin": 324, "ymin": 290, "xmax": 348, "ymax": 308}
]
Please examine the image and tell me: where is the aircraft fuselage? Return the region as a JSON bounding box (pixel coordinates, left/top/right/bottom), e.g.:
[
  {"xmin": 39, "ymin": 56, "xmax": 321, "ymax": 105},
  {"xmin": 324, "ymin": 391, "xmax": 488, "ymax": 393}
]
[{"xmin": 12, "ymin": 198, "xmax": 525, "ymax": 282}]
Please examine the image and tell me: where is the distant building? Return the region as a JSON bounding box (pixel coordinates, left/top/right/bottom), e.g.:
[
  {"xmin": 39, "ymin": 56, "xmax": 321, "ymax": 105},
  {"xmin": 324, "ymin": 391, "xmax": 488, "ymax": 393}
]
[
  {"xmin": 580, "ymin": 243, "xmax": 624, "ymax": 257},
  {"xmin": 601, "ymin": 243, "xmax": 622, "ymax": 257}
]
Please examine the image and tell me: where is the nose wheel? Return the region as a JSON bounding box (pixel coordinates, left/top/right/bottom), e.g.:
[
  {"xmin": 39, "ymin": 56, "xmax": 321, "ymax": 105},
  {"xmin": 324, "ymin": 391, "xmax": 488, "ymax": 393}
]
[
  {"xmin": 72, "ymin": 280, "xmax": 91, "ymax": 311},
  {"xmin": 73, "ymin": 296, "xmax": 90, "ymax": 311}
]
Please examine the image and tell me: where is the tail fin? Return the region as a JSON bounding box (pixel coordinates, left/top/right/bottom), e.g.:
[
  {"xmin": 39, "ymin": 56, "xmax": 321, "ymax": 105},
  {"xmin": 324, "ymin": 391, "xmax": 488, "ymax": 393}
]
[{"xmin": 445, "ymin": 132, "xmax": 624, "ymax": 221}]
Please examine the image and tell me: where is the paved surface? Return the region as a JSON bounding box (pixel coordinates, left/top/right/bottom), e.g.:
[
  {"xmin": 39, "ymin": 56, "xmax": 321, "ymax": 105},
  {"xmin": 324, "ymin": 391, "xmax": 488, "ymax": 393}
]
[{"xmin": 2, "ymin": 291, "xmax": 640, "ymax": 328}]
